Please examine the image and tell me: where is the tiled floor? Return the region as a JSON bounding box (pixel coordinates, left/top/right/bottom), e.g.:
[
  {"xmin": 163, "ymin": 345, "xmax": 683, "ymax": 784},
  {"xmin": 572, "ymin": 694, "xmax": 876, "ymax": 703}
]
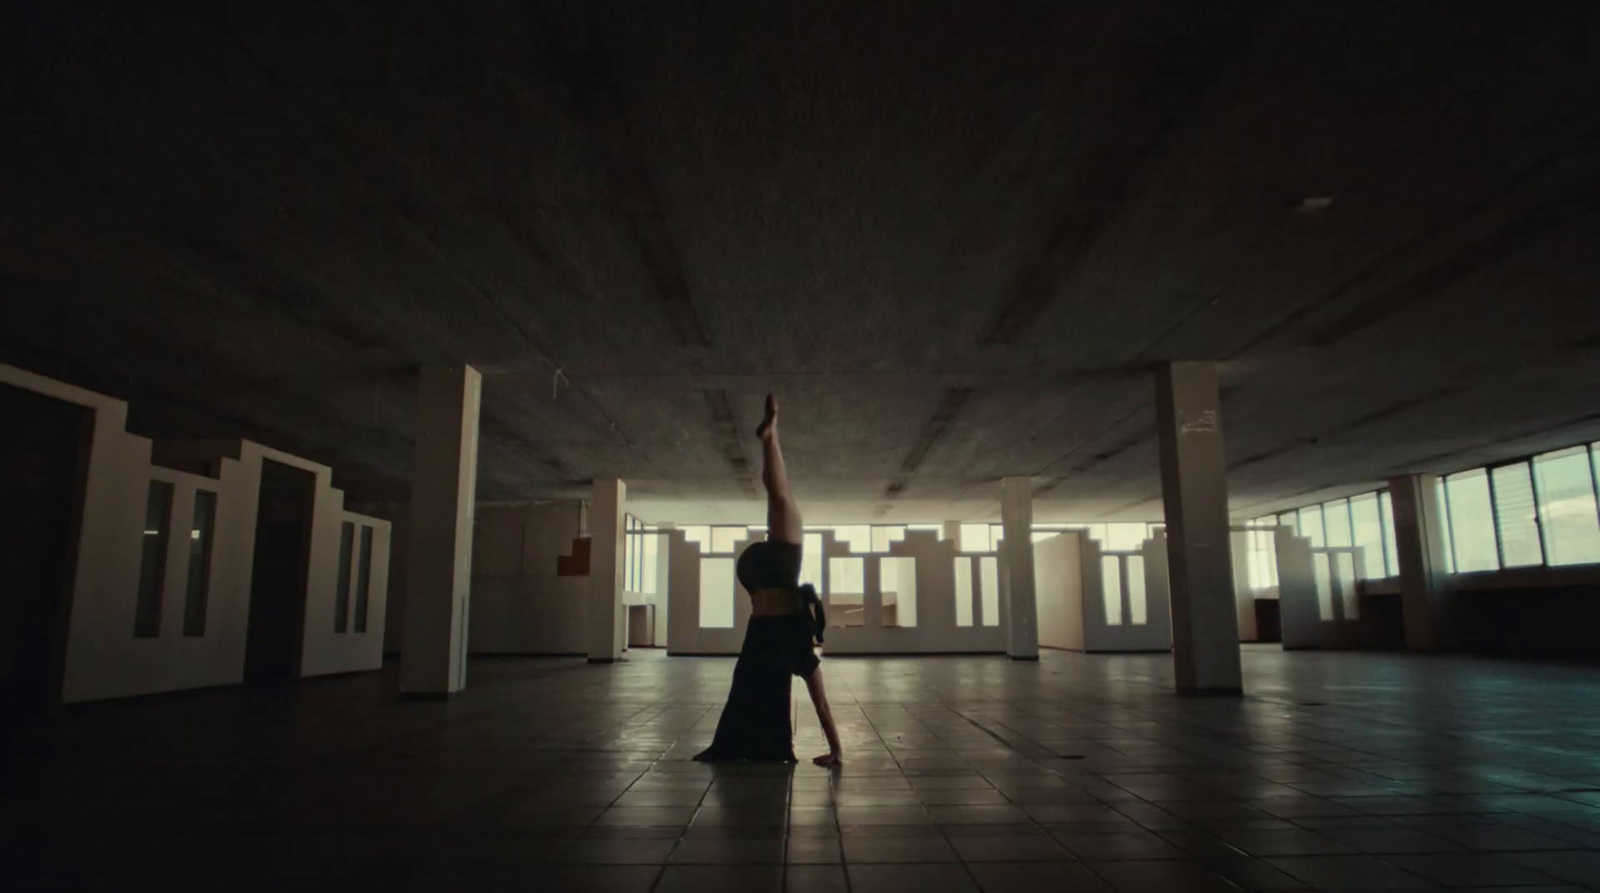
[{"xmin": 8, "ymin": 645, "xmax": 1600, "ymax": 892}]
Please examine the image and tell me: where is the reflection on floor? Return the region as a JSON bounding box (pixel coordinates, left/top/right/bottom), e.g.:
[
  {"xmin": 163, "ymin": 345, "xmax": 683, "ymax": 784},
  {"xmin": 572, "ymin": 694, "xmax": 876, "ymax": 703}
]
[{"xmin": 9, "ymin": 645, "xmax": 1600, "ymax": 892}]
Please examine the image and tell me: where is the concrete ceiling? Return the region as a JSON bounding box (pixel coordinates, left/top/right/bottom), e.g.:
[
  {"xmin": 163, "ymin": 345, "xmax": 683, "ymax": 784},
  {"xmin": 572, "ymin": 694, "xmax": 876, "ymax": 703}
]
[{"xmin": 3, "ymin": 2, "xmax": 1598, "ymax": 524}]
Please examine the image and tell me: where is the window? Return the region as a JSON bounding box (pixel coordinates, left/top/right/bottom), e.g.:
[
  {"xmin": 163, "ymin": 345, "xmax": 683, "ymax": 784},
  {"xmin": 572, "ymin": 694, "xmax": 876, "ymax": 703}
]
[
  {"xmin": 799, "ymin": 532, "xmax": 823, "ymax": 588},
  {"xmin": 1127, "ymin": 556, "xmax": 1147, "ymax": 626},
  {"xmin": 623, "ymin": 516, "xmax": 659, "ymax": 596},
  {"xmin": 1335, "ymin": 551, "xmax": 1359, "ymax": 620},
  {"xmin": 1277, "ymin": 512, "xmax": 1298, "ymax": 535},
  {"xmin": 1349, "ymin": 493, "xmax": 1385, "ymax": 580},
  {"xmin": 135, "ymin": 481, "xmax": 174, "ymax": 638},
  {"xmin": 1379, "ymin": 491, "xmax": 1401, "ymax": 577},
  {"xmin": 829, "ymin": 557, "xmax": 864, "ymax": 627},
  {"xmin": 699, "ymin": 558, "xmax": 735, "ymax": 628},
  {"xmin": 1323, "ymin": 499, "xmax": 1353, "ymax": 548},
  {"xmin": 182, "ymin": 490, "xmax": 216, "ymax": 637},
  {"xmin": 979, "ymin": 556, "xmax": 1000, "ymax": 626},
  {"xmin": 1101, "ymin": 556, "xmax": 1122, "ymax": 626},
  {"xmin": 1298, "ymin": 506, "xmax": 1326, "ymax": 548},
  {"xmin": 353, "ymin": 525, "xmax": 373, "ymax": 633},
  {"xmin": 954, "ymin": 557, "xmax": 974, "ymax": 627},
  {"xmin": 1490, "ymin": 463, "xmax": 1542, "ymax": 568},
  {"xmin": 832, "ymin": 525, "xmax": 872, "ymax": 553},
  {"xmin": 882, "ymin": 557, "xmax": 917, "ymax": 627},
  {"xmin": 1104, "ymin": 523, "xmax": 1147, "ymax": 552},
  {"xmin": 959, "ymin": 523, "xmax": 995, "ymax": 553},
  {"xmin": 1444, "ymin": 468, "xmax": 1498, "ymax": 572},
  {"xmin": 1430, "ymin": 477, "xmax": 1455, "ymax": 573},
  {"xmin": 1246, "ymin": 526, "xmax": 1279, "ymax": 592},
  {"xmin": 1312, "ymin": 553, "xmax": 1334, "ymax": 621},
  {"xmin": 1533, "ymin": 446, "xmax": 1600, "ymax": 566},
  {"xmin": 334, "ymin": 522, "xmax": 354, "ymax": 633}
]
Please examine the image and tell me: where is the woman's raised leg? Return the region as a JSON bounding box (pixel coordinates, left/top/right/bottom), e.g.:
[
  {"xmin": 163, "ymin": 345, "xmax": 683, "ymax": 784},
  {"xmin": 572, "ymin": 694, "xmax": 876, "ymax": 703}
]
[{"xmin": 758, "ymin": 395, "xmax": 802, "ymax": 544}]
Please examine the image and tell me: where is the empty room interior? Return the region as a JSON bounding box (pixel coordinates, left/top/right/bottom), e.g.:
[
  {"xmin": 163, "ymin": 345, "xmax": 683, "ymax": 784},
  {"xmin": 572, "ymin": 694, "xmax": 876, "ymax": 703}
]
[{"xmin": 4, "ymin": 3, "xmax": 1600, "ymax": 892}]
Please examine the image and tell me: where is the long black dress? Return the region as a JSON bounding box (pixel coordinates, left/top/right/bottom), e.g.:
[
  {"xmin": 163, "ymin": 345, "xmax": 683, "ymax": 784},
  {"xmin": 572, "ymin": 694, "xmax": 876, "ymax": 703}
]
[{"xmin": 692, "ymin": 611, "xmax": 818, "ymax": 762}]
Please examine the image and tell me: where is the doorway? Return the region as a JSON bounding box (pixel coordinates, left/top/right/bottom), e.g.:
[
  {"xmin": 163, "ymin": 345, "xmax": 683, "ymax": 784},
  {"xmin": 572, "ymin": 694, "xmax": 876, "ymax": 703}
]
[
  {"xmin": 244, "ymin": 460, "xmax": 315, "ymax": 685},
  {"xmin": 0, "ymin": 384, "xmax": 91, "ymax": 715}
]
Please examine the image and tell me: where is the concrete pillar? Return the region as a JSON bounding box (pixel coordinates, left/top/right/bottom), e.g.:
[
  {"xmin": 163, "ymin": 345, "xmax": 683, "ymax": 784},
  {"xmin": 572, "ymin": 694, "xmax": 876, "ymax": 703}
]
[
  {"xmin": 1154, "ymin": 361, "xmax": 1243, "ymax": 695},
  {"xmin": 1387, "ymin": 474, "xmax": 1453, "ymax": 651},
  {"xmin": 400, "ymin": 365, "xmax": 481, "ymax": 697},
  {"xmin": 999, "ymin": 478, "xmax": 1040, "ymax": 660},
  {"xmin": 587, "ymin": 478, "xmax": 627, "ymax": 662}
]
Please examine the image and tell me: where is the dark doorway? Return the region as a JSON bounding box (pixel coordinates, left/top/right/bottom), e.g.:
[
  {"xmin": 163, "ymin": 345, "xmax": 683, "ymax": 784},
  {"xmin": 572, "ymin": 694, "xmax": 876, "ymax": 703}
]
[
  {"xmin": 244, "ymin": 460, "xmax": 315, "ymax": 685},
  {"xmin": 0, "ymin": 384, "xmax": 91, "ymax": 715}
]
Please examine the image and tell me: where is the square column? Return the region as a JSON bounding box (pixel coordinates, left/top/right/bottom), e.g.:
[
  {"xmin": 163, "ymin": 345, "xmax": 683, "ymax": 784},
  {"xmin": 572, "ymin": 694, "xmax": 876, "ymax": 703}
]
[
  {"xmin": 400, "ymin": 365, "xmax": 481, "ymax": 697},
  {"xmin": 1154, "ymin": 361, "xmax": 1242, "ymax": 695},
  {"xmin": 1387, "ymin": 474, "xmax": 1453, "ymax": 651},
  {"xmin": 1000, "ymin": 478, "xmax": 1039, "ymax": 660},
  {"xmin": 587, "ymin": 478, "xmax": 627, "ymax": 663}
]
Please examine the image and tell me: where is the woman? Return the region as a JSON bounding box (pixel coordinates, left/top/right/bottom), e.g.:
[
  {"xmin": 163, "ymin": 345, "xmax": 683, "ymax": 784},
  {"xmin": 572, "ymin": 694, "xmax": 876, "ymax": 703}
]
[{"xmin": 693, "ymin": 395, "xmax": 844, "ymax": 766}]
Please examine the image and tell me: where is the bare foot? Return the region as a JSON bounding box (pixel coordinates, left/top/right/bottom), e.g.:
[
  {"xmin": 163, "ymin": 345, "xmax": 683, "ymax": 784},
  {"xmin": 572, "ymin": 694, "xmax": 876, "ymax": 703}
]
[
  {"xmin": 812, "ymin": 751, "xmax": 841, "ymax": 767},
  {"xmin": 756, "ymin": 394, "xmax": 778, "ymax": 441}
]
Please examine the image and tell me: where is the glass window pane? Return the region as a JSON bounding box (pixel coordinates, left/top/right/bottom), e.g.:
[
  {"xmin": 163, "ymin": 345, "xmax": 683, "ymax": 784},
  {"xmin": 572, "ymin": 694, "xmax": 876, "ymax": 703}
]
[
  {"xmin": 799, "ymin": 533, "xmax": 822, "ymax": 587},
  {"xmin": 954, "ymin": 557, "xmax": 974, "ymax": 627},
  {"xmin": 979, "ymin": 556, "xmax": 1000, "ymax": 627},
  {"xmin": 353, "ymin": 526, "xmax": 373, "ymax": 633},
  {"xmin": 1277, "ymin": 512, "xmax": 1298, "ymax": 535},
  {"xmin": 828, "ymin": 557, "xmax": 864, "ymax": 627},
  {"xmin": 1445, "ymin": 469, "xmax": 1498, "ymax": 572},
  {"xmin": 1349, "ymin": 493, "xmax": 1384, "ymax": 580},
  {"xmin": 1312, "ymin": 552, "xmax": 1334, "ymax": 621},
  {"xmin": 698, "ymin": 558, "xmax": 735, "ymax": 628},
  {"xmin": 1380, "ymin": 491, "xmax": 1400, "ymax": 577},
  {"xmin": 1433, "ymin": 478, "xmax": 1456, "ymax": 573},
  {"xmin": 1298, "ymin": 507, "xmax": 1326, "ymax": 548},
  {"xmin": 960, "ymin": 523, "xmax": 992, "ymax": 553},
  {"xmin": 1335, "ymin": 551, "xmax": 1358, "ymax": 620},
  {"xmin": 334, "ymin": 521, "xmax": 353, "ymax": 633},
  {"xmin": 1490, "ymin": 463, "xmax": 1542, "ymax": 568},
  {"xmin": 641, "ymin": 532, "xmax": 659, "ymax": 595},
  {"xmin": 1323, "ymin": 499, "xmax": 1353, "ymax": 548},
  {"xmin": 1105, "ymin": 523, "xmax": 1146, "ymax": 552},
  {"xmin": 1533, "ymin": 446, "xmax": 1600, "ymax": 566},
  {"xmin": 1127, "ymin": 556, "xmax": 1147, "ymax": 625},
  {"xmin": 882, "ymin": 557, "xmax": 917, "ymax": 627},
  {"xmin": 182, "ymin": 490, "xmax": 217, "ymax": 637},
  {"xmin": 135, "ymin": 481, "xmax": 174, "ymax": 638},
  {"xmin": 1101, "ymin": 556, "xmax": 1123, "ymax": 626}
]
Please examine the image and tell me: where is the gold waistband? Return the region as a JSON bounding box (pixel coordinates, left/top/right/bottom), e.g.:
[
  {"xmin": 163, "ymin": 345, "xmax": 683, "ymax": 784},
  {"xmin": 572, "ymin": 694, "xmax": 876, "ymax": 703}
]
[{"xmin": 750, "ymin": 588, "xmax": 801, "ymax": 617}]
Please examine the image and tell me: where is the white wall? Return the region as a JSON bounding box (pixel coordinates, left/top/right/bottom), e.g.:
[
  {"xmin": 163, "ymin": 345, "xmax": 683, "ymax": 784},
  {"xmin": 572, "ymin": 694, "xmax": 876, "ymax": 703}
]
[
  {"xmin": 467, "ymin": 501, "xmax": 591, "ymax": 654},
  {"xmin": 665, "ymin": 529, "xmax": 1009, "ymax": 656},
  {"xmin": 1077, "ymin": 534, "xmax": 1173, "ymax": 653},
  {"xmin": 1034, "ymin": 532, "xmax": 1085, "ymax": 651},
  {"xmin": 2, "ymin": 365, "xmax": 390, "ymax": 703}
]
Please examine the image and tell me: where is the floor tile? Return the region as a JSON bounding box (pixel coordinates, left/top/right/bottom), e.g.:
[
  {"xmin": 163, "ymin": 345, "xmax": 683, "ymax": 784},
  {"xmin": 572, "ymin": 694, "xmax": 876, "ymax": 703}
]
[
  {"xmin": 848, "ymin": 863, "xmax": 980, "ymax": 893},
  {"xmin": 1504, "ymin": 851, "xmax": 1600, "ymax": 887},
  {"xmin": 843, "ymin": 835, "xmax": 960, "ymax": 862},
  {"xmin": 785, "ymin": 865, "xmax": 848, "ymax": 893},
  {"xmin": 652, "ymin": 864, "xmax": 783, "ymax": 893},
  {"xmin": 1265, "ymin": 854, "xmax": 1437, "ymax": 889},
  {"xmin": 1385, "ymin": 852, "xmax": 1561, "ymax": 886},
  {"xmin": 966, "ymin": 861, "xmax": 1112, "ymax": 892}
]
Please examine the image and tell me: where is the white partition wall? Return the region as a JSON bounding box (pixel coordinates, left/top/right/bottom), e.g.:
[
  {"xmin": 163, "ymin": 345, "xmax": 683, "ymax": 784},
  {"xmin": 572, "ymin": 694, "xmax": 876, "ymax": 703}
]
[
  {"xmin": 1275, "ymin": 528, "xmax": 1372, "ymax": 650},
  {"xmin": 4, "ymin": 363, "xmax": 391, "ymax": 703},
  {"xmin": 1034, "ymin": 532, "xmax": 1085, "ymax": 650},
  {"xmin": 1075, "ymin": 533, "xmax": 1173, "ymax": 652},
  {"xmin": 1277, "ymin": 529, "xmax": 1321, "ymax": 649},
  {"xmin": 467, "ymin": 501, "xmax": 590, "ymax": 655},
  {"xmin": 665, "ymin": 527, "xmax": 1008, "ymax": 656}
]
